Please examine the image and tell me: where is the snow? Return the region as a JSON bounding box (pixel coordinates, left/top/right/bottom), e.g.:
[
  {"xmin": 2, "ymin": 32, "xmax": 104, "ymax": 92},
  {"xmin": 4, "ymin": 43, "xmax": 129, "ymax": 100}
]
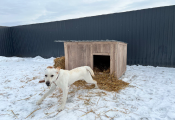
[{"xmin": 0, "ymin": 56, "xmax": 175, "ymax": 120}]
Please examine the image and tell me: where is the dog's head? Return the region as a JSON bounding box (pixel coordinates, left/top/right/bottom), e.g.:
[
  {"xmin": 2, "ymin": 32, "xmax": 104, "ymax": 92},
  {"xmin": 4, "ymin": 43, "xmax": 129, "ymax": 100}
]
[{"xmin": 45, "ymin": 66, "xmax": 60, "ymax": 86}]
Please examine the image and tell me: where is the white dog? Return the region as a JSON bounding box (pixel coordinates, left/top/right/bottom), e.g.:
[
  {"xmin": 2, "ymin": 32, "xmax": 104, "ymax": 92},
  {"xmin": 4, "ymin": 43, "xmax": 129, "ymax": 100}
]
[{"xmin": 37, "ymin": 66, "xmax": 98, "ymax": 111}]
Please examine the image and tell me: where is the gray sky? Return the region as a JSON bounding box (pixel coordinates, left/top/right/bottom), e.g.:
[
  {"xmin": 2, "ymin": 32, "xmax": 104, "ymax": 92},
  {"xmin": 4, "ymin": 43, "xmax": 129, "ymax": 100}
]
[{"xmin": 0, "ymin": 0, "xmax": 175, "ymax": 26}]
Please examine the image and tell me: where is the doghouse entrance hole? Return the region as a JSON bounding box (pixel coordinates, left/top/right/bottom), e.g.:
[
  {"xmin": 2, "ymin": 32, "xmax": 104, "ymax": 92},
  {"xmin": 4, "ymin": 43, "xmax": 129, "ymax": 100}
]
[{"xmin": 93, "ymin": 55, "xmax": 110, "ymax": 72}]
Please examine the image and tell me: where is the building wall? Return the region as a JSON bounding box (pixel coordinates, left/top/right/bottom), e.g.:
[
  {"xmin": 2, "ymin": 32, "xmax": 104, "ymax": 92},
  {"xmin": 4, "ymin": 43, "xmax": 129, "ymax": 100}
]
[
  {"xmin": 0, "ymin": 27, "xmax": 14, "ymax": 56},
  {"xmin": 1, "ymin": 5, "xmax": 175, "ymax": 67}
]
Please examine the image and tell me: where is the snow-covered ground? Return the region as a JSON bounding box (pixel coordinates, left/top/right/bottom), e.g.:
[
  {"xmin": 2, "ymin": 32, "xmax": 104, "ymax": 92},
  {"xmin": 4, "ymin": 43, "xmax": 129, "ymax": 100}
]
[{"xmin": 0, "ymin": 56, "xmax": 175, "ymax": 120}]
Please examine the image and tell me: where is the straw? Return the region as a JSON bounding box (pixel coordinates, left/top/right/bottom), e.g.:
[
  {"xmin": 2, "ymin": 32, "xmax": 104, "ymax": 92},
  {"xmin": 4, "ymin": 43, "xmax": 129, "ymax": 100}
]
[
  {"xmin": 53, "ymin": 56, "xmax": 65, "ymax": 69},
  {"xmin": 73, "ymin": 70, "xmax": 129, "ymax": 92},
  {"xmin": 25, "ymin": 108, "xmax": 41, "ymax": 119},
  {"xmin": 9, "ymin": 110, "xmax": 18, "ymax": 119}
]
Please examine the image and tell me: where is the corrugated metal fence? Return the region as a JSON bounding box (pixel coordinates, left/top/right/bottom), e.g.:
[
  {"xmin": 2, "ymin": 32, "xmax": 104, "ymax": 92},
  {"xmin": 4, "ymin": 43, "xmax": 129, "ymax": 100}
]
[
  {"xmin": 0, "ymin": 5, "xmax": 175, "ymax": 67},
  {"xmin": 0, "ymin": 27, "xmax": 13, "ymax": 56}
]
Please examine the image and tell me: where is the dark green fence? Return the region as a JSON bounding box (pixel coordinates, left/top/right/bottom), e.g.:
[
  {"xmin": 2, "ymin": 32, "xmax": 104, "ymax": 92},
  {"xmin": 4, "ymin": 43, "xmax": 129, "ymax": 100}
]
[{"xmin": 0, "ymin": 27, "xmax": 13, "ymax": 56}]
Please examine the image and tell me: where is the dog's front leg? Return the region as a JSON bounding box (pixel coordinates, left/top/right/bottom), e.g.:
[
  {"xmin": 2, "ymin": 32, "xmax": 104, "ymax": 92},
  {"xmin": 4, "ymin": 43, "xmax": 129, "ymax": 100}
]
[
  {"xmin": 37, "ymin": 85, "xmax": 56, "ymax": 105},
  {"xmin": 58, "ymin": 87, "xmax": 69, "ymax": 111}
]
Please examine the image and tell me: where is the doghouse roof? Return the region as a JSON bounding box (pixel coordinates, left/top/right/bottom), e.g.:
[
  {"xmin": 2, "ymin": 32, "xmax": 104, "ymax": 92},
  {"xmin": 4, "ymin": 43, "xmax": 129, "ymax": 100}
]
[{"xmin": 54, "ymin": 40, "xmax": 127, "ymax": 44}]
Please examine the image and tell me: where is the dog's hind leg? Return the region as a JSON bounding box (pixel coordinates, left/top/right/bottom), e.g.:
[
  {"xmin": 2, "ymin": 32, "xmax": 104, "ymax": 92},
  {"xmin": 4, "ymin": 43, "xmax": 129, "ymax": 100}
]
[
  {"xmin": 90, "ymin": 79, "xmax": 99, "ymax": 89},
  {"xmin": 85, "ymin": 77, "xmax": 99, "ymax": 89},
  {"xmin": 36, "ymin": 85, "xmax": 56, "ymax": 105}
]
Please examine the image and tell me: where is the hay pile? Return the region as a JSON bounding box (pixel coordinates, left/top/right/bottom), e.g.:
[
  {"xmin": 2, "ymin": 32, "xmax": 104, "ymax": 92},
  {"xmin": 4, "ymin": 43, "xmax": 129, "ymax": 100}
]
[
  {"xmin": 73, "ymin": 71, "xmax": 129, "ymax": 92},
  {"xmin": 53, "ymin": 56, "xmax": 65, "ymax": 69},
  {"xmin": 53, "ymin": 56, "xmax": 129, "ymax": 92}
]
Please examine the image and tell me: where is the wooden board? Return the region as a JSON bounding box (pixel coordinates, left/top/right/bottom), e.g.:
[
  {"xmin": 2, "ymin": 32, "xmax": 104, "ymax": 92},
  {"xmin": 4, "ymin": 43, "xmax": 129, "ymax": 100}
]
[{"xmin": 64, "ymin": 41, "xmax": 127, "ymax": 79}]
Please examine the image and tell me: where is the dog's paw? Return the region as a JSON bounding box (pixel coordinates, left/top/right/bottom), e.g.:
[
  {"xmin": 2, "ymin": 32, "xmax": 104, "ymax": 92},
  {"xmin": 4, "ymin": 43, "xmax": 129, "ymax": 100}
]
[
  {"xmin": 57, "ymin": 105, "xmax": 64, "ymax": 112},
  {"xmin": 36, "ymin": 100, "xmax": 42, "ymax": 105}
]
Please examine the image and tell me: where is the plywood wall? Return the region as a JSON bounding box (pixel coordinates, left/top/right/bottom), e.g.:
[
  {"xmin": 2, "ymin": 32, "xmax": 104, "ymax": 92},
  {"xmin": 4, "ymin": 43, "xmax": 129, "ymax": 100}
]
[
  {"xmin": 115, "ymin": 42, "xmax": 127, "ymax": 78},
  {"xmin": 64, "ymin": 41, "xmax": 127, "ymax": 79}
]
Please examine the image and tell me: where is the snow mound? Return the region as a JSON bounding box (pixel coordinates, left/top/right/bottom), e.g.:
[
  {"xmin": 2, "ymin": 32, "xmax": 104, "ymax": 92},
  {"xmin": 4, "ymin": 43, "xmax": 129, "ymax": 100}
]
[
  {"xmin": 32, "ymin": 56, "xmax": 54, "ymax": 63},
  {"xmin": 0, "ymin": 56, "xmax": 25, "ymax": 62}
]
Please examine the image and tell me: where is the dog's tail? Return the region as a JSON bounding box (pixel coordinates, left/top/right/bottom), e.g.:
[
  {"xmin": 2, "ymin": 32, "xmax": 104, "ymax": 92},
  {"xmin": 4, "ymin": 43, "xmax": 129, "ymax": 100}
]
[{"xmin": 84, "ymin": 66, "xmax": 95, "ymax": 77}]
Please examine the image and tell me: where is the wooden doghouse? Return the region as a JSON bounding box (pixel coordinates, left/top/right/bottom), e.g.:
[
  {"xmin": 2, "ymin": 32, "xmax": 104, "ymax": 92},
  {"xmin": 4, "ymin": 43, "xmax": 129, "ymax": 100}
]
[{"xmin": 64, "ymin": 40, "xmax": 127, "ymax": 79}]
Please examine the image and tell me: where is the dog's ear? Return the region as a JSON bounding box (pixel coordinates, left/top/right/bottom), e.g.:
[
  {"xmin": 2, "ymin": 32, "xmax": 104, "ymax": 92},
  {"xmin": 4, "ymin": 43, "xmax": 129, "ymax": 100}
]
[
  {"xmin": 56, "ymin": 67, "xmax": 61, "ymax": 74},
  {"xmin": 56, "ymin": 67, "xmax": 61, "ymax": 70},
  {"xmin": 47, "ymin": 66, "xmax": 53, "ymax": 69}
]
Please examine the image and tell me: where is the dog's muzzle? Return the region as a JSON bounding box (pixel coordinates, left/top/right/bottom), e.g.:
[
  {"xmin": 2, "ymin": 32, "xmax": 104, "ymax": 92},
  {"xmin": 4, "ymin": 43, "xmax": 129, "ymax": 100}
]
[{"xmin": 46, "ymin": 81, "xmax": 50, "ymax": 86}]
